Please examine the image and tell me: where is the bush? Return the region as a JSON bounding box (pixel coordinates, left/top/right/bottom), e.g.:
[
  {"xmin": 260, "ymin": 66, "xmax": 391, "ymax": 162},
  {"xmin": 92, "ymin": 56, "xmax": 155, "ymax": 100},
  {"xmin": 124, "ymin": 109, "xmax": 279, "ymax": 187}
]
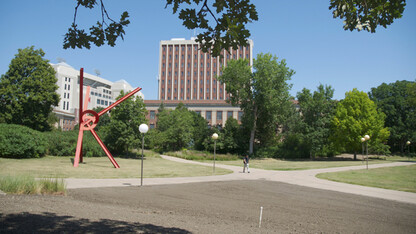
[
  {"xmin": 0, "ymin": 123, "xmax": 47, "ymax": 158},
  {"xmin": 276, "ymin": 134, "xmax": 310, "ymax": 159},
  {"xmin": 44, "ymin": 129, "xmax": 105, "ymax": 157},
  {"xmin": 166, "ymin": 149, "xmax": 239, "ymax": 161},
  {"xmin": 254, "ymin": 146, "xmax": 279, "ymax": 158}
]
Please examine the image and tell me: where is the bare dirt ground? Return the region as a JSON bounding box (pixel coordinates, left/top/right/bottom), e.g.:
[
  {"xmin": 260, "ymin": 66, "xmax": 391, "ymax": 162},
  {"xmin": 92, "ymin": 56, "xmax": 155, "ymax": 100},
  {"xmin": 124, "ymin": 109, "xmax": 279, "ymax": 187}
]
[{"xmin": 1, "ymin": 180, "xmax": 415, "ymax": 233}]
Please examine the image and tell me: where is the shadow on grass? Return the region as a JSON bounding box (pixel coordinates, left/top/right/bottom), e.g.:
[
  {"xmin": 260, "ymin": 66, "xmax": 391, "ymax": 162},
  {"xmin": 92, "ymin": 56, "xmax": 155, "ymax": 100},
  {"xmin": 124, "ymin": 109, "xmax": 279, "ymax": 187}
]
[{"xmin": 0, "ymin": 212, "xmax": 191, "ymax": 233}]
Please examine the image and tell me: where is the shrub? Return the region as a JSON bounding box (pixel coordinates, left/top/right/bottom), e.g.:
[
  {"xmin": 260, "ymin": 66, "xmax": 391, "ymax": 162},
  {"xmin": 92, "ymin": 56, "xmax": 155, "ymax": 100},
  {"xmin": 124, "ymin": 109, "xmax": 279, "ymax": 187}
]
[
  {"xmin": 44, "ymin": 129, "xmax": 105, "ymax": 157},
  {"xmin": 0, "ymin": 123, "xmax": 47, "ymax": 158},
  {"xmin": 255, "ymin": 146, "xmax": 279, "ymax": 158},
  {"xmin": 166, "ymin": 149, "xmax": 239, "ymax": 161}
]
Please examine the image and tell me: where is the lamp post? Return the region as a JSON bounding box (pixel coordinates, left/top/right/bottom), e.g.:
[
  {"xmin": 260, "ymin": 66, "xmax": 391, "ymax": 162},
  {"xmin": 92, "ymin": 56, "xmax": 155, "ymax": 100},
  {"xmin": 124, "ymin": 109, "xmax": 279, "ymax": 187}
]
[
  {"xmin": 212, "ymin": 133, "xmax": 218, "ymax": 173},
  {"xmin": 364, "ymin": 135, "xmax": 370, "ymax": 170},
  {"xmin": 406, "ymin": 141, "xmax": 411, "ymax": 158},
  {"xmin": 361, "ymin": 137, "xmax": 366, "ymax": 164},
  {"xmin": 139, "ymin": 124, "xmax": 149, "ymax": 186}
]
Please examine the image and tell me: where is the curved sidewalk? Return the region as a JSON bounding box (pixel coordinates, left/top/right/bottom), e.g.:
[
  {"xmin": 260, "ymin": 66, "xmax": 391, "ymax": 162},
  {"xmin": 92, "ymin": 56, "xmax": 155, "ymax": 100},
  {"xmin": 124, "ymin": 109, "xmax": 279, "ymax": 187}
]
[{"xmin": 65, "ymin": 155, "xmax": 416, "ymax": 205}]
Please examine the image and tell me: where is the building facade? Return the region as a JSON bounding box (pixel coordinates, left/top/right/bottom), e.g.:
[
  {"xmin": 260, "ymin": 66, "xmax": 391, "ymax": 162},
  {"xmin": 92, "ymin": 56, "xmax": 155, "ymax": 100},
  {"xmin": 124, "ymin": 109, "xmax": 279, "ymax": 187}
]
[
  {"xmin": 51, "ymin": 62, "xmax": 143, "ymax": 131},
  {"xmin": 158, "ymin": 38, "xmax": 253, "ymax": 101},
  {"xmin": 144, "ymin": 38, "xmax": 253, "ymax": 128}
]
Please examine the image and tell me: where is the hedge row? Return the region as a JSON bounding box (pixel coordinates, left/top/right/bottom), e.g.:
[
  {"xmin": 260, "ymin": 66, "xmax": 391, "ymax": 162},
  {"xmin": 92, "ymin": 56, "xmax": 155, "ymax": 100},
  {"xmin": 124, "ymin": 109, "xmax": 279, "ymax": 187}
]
[{"xmin": 0, "ymin": 124, "xmax": 105, "ymax": 158}]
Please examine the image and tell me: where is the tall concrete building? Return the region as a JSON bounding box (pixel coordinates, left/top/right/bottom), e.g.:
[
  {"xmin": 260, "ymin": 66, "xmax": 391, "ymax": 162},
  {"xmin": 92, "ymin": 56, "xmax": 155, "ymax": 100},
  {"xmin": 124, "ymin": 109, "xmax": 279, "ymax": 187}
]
[{"xmin": 144, "ymin": 38, "xmax": 253, "ymax": 128}]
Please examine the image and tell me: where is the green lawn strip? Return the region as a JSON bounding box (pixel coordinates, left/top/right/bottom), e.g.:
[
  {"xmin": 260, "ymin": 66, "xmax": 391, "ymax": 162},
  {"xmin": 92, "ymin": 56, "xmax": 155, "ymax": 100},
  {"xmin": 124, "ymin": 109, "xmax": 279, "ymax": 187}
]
[
  {"xmin": 0, "ymin": 154, "xmax": 231, "ymax": 179},
  {"xmin": 213, "ymin": 158, "xmax": 391, "ymax": 171},
  {"xmin": 316, "ymin": 165, "xmax": 416, "ymax": 193}
]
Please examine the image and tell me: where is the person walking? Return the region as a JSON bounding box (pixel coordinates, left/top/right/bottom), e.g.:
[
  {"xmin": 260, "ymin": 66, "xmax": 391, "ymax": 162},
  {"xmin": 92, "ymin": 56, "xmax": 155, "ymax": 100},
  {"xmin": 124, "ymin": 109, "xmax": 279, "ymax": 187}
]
[{"xmin": 243, "ymin": 155, "xmax": 250, "ymax": 173}]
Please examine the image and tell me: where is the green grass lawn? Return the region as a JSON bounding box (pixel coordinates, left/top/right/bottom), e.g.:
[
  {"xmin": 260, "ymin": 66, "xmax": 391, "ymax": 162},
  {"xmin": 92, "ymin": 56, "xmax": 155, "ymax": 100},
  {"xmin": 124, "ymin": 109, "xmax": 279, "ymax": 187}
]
[
  {"xmin": 212, "ymin": 158, "xmax": 394, "ymax": 170},
  {"xmin": 0, "ymin": 151, "xmax": 231, "ymax": 179},
  {"xmin": 316, "ymin": 165, "xmax": 416, "ymax": 193}
]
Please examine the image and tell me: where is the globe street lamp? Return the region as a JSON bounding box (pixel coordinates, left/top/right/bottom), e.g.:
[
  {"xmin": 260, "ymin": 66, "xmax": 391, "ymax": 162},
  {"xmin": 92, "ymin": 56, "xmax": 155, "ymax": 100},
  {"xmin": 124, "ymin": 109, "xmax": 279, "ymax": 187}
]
[
  {"xmin": 406, "ymin": 141, "xmax": 411, "ymax": 158},
  {"xmin": 363, "ymin": 135, "xmax": 370, "ymax": 170},
  {"xmin": 361, "ymin": 137, "xmax": 366, "ymax": 164},
  {"xmin": 139, "ymin": 124, "xmax": 149, "ymax": 186},
  {"xmin": 212, "ymin": 133, "xmax": 218, "ymax": 173}
]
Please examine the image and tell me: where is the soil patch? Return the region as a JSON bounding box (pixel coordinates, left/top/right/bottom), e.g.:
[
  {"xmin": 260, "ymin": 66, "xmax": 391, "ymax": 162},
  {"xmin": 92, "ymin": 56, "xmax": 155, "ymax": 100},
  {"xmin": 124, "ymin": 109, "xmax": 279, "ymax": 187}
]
[{"xmin": 1, "ymin": 180, "xmax": 415, "ymax": 233}]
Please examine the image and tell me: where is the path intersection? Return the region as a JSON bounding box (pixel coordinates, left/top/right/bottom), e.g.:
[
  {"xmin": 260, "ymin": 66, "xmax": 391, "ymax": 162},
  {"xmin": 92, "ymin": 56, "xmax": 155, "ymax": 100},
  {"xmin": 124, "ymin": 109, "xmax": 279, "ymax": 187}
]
[{"xmin": 65, "ymin": 155, "xmax": 416, "ymax": 205}]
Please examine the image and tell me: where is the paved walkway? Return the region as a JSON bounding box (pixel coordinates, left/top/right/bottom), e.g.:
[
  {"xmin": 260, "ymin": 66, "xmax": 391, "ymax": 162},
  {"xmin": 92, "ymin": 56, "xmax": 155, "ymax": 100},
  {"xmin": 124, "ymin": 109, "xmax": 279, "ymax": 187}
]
[{"xmin": 65, "ymin": 155, "xmax": 416, "ymax": 205}]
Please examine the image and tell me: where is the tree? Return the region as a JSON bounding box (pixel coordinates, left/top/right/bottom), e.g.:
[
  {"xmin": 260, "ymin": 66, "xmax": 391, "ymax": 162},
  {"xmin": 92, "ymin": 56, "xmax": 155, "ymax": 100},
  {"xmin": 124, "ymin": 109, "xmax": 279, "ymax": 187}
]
[
  {"xmin": 331, "ymin": 88, "xmax": 390, "ymax": 159},
  {"xmin": 369, "ymin": 80, "xmax": 416, "ymax": 153},
  {"xmin": 190, "ymin": 111, "xmax": 209, "ymax": 150},
  {"xmin": 102, "ymin": 91, "xmax": 147, "ymax": 154},
  {"xmin": 64, "ymin": 0, "xmax": 258, "ymax": 56},
  {"xmin": 296, "ymin": 84, "xmax": 336, "ymax": 158},
  {"xmin": 221, "ymin": 117, "xmax": 240, "ymax": 154},
  {"xmin": 91, "ymin": 106, "xmax": 111, "ymax": 132},
  {"xmin": 64, "ymin": 1, "xmax": 406, "ymax": 54},
  {"xmin": 329, "ymin": 0, "xmax": 406, "ymax": 32},
  {"xmin": 219, "ymin": 53, "xmax": 294, "ymax": 155},
  {"xmin": 153, "ymin": 102, "xmax": 195, "ymax": 152},
  {"xmin": 0, "ymin": 46, "xmax": 59, "ymax": 131}
]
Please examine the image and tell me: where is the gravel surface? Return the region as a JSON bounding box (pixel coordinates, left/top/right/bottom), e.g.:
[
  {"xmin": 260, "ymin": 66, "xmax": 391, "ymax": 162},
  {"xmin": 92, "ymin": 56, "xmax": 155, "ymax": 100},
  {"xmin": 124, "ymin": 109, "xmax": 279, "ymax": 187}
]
[{"xmin": 1, "ymin": 180, "xmax": 415, "ymax": 233}]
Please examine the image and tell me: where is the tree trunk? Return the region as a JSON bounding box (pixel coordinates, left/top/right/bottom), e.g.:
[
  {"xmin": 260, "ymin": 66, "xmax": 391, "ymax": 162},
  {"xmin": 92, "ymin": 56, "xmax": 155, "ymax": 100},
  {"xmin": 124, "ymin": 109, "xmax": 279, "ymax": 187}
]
[
  {"xmin": 249, "ymin": 105, "xmax": 258, "ymax": 155},
  {"xmin": 354, "ymin": 151, "xmax": 357, "ymax": 161}
]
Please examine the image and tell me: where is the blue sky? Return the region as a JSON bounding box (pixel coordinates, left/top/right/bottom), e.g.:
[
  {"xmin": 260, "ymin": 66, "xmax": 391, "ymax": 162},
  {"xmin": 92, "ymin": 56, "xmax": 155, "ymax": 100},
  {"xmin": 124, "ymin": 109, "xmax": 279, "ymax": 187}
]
[{"xmin": 1, "ymin": 1, "xmax": 415, "ymax": 100}]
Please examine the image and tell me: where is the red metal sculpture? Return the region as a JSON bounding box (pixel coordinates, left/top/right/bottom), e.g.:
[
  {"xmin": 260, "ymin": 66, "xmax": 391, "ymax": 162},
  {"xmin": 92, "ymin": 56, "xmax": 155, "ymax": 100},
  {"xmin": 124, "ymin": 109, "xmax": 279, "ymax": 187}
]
[{"xmin": 74, "ymin": 68, "xmax": 142, "ymax": 168}]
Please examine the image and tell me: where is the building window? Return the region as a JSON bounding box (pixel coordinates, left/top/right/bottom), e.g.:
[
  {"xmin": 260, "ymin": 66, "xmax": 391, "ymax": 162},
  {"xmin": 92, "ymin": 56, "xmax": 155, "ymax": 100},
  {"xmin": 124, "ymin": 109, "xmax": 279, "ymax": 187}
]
[
  {"xmin": 63, "ymin": 101, "xmax": 66, "ymax": 110},
  {"xmin": 206, "ymin": 111, "xmax": 212, "ymax": 120},
  {"xmin": 97, "ymin": 99, "xmax": 100, "ymax": 104},
  {"xmin": 67, "ymin": 93, "xmax": 70, "ymax": 99},
  {"xmin": 227, "ymin": 111, "xmax": 233, "ymax": 119},
  {"xmin": 150, "ymin": 111, "xmax": 156, "ymax": 119},
  {"xmin": 64, "ymin": 93, "xmax": 66, "ymax": 99},
  {"xmin": 101, "ymin": 100, "xmax": 104, "ymax": 105},
  {"xmin": 64, "ymin": 84, "xmax": 67, "ymax": 90},
  {"xmin": 105, "ymin": 101, "xmax": 108, "ymax": 106},
  {"xmin": 238, "ymin": 111, "xmax": 243, "ymax": 121},
  {"xmin": 217, "ymin": 111, "xmax": 222, "ymax": 120},
  {"xmin": 68, "ymin": 85, "xmax": 70, "ymax": 90},
  {"xmin": 196, "ymin": 111, "xmax": 201, "ymax": 115}
]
